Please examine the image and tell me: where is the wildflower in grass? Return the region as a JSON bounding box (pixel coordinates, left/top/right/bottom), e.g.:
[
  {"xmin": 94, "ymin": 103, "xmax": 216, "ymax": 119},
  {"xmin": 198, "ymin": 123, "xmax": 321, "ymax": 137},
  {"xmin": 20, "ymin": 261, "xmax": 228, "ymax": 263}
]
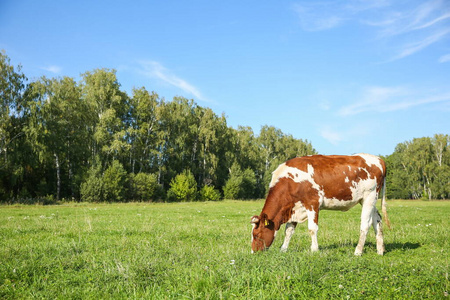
[
  {"xmin": 230, "ymin": 260, "xmax": 235, "ymax": 265},
  {"xmin": 339, "ymin": 285, "xmax": 344, "ymax": 289}
]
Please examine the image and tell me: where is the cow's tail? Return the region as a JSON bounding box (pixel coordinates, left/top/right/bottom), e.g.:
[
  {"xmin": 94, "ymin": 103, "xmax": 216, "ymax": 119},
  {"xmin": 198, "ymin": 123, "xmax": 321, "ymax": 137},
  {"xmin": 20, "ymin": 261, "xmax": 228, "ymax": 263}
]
[{"xmin": 381, "ymin": 176, "xmax": 391, "ymax": 229}]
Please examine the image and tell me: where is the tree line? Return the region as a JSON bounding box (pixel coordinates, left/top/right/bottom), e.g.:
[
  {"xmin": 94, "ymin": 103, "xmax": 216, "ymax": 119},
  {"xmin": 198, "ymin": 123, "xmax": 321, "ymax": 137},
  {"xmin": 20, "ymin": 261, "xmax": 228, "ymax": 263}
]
[
  {"xmin": 384, "ymin": 134, "xmax": 449, "ymax": 200},
  {"xmin": 0, "ymin": 51, "xmax": 316, "ymax": 202},
  {"xmin": 1, "ymin": 51, "xmax": 448, "ymax": 202}
]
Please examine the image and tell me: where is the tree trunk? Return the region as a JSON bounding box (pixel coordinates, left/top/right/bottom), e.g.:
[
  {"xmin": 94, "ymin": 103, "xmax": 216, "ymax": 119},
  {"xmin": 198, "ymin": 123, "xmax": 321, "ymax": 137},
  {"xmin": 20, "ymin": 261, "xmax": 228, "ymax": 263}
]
[{"xmin": 54, "ymin": 152, "xmax": 61, "ymax": 200}]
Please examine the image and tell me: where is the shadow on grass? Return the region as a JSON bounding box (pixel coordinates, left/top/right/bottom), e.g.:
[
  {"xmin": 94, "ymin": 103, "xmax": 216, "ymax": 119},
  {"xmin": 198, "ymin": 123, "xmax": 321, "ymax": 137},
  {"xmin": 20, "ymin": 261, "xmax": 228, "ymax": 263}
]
[
  {"xmin": 384, "ymin": 241, "xmax": 421, "ymax": 252},
  {"xmin": 310, "ymin": 241, "xmax": 421, "ymax": 253}
]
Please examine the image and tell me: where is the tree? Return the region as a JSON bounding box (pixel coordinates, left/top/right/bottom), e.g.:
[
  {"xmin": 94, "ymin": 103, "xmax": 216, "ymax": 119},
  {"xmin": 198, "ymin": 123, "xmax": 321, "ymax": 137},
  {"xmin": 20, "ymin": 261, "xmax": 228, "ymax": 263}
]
[
  {"xmin": 128, "ymin": 87, "xmax": 160, "ymax": 174},
  {"xmin": 81, "ymin": 69, "xmax": 130, "ymax": 168},
  {"xmin": 386, "ymin": 135, "xmax": 450, "ymax": 199},
  {"xmin": 0, "ymin": 51, "xmax": 28, "ymax": 200},
  {"xmin": 24, "ymin": 76, "xmax": 87, "ymax": 200}
]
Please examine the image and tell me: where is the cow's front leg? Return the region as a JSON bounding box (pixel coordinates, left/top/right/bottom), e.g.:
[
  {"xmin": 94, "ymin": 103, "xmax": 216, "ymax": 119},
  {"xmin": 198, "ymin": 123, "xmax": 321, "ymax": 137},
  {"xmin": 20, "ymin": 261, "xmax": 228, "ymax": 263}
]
[
  {"xmin": 280, "ymin": 222, "xmax": 297, "ymax": 252},
  {"xmin": 306, "ymin": 210, "xmax": 319, "ymax": 252}
]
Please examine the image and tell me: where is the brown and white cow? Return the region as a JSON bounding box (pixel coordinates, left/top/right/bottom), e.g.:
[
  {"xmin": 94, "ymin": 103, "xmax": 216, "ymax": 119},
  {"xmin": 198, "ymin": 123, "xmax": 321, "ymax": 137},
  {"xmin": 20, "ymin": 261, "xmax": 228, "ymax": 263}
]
[{"xmin": 251, "ymin": 153, "xmax": 390, "ymax": 255}]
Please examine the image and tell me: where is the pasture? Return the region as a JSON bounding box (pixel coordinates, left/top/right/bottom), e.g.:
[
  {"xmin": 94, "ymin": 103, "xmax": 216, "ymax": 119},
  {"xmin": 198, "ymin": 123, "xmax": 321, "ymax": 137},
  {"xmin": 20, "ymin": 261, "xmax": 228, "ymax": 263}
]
[{"xmin": 0, "ymin": 200, "xmax": 448, "ymax": 299}]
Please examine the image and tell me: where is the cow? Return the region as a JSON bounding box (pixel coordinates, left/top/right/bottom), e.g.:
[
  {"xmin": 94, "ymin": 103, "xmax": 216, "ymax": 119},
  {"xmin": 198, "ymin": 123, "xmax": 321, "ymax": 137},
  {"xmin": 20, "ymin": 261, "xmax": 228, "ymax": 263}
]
[{"xmin": 251, "ymin": 153, "xmax": 390, "ymax": 256}]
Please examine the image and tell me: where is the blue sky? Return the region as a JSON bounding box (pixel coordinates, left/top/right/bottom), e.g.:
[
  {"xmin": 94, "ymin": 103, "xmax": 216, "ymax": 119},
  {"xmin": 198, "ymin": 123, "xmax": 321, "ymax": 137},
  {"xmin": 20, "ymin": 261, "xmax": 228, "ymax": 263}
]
[{"xmin": 1, "ymin": 0, "xmax": 449, "ymax": 156}]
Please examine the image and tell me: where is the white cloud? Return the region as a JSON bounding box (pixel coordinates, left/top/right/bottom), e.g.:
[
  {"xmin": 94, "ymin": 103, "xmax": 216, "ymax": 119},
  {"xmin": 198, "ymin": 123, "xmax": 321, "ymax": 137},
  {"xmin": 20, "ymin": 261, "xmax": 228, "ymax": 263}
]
[
  {"xmin": 392, "ymin": 28, "xmax": 450, "ymax": 60},
  {"xmin": 338, "ymin": 86, "xmax": 450, "ymax": 116},
  {"xmin": 292, "ymin": 0, "xmax": 450, "ymax": 60},
  {"xmin": 138, "ymin": 61, "xmax": 209, "ymax": 102},
  {"xmin": 42, "ymin": 65, "xmax": 62, "ymax": 74},
  {"xmin": 320, "ymin": 127, "xmax": 342, "ymax": 145},
  {"xmin": 439, "ymin": 53, "xmax": 450, "ymax": 62}
]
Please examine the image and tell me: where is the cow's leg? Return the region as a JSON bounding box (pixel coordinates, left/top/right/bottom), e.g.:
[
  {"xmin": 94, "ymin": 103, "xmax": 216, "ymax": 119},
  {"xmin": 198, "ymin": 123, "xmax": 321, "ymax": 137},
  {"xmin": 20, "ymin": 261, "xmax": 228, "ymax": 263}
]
[
  {"xmin": 306, "ymin": 209, "xmax": 319, "ymax": 252},
  {"xmin": 372, "ymin": 209, "xmax": 385, "ymax": 255},
  {"xmin": 355, "ymin": 192, "xmax": 377, "ymax": 256},
  {"xmin": 280, "ymin": 222, "xmax": 297, "ymax": 252}
]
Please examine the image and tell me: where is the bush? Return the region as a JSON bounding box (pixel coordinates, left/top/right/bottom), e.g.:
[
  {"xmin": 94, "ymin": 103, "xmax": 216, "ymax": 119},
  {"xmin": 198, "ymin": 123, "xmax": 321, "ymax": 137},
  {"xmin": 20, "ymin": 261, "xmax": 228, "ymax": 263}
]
[
  {"xmin": 80, "ymin": 164, "xmax": 104, "ymax": 202},
  {"xmin": 130, "ymin": 172, "xmax": 162, "ymax": 201},
  {"xmin": 167, "ymin": 170, "xmax": 197, "ymax": 202},
  {"xmin": 223, "ymin": 163, "xmax": 256, "ymax": 199},
  {"xmin": 200, "ymin": 185, "xmax": 221, "ymax": 201},
  {"xmin": 103, "ymin": 160, "xmax": 128, "ymax": 202}
]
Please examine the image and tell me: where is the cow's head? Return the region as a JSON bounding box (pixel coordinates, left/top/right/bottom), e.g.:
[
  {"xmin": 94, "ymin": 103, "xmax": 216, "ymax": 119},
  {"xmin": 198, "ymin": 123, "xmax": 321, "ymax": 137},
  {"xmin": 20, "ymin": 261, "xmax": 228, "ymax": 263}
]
[{"xmin": 251, "ymin": 214, "xmax": 276, "ymax": 253}]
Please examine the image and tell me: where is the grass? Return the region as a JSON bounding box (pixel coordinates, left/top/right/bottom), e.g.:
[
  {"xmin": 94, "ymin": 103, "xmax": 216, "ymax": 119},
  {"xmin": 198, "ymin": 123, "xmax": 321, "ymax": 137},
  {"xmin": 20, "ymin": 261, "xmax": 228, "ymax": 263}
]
[{"xmin": 0, "ymin": 200, "xmax": 448, "ymax": 299}]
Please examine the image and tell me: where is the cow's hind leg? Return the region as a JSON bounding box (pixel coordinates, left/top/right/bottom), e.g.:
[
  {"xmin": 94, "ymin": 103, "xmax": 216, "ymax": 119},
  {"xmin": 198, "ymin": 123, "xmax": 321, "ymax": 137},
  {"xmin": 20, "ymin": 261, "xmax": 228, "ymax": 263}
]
[
  {"xmin": 372, "ymin": 209, "xmax": 385, "ymax": 255},
  {"xmin": 280, "ymin": 222, "xmax": 297, "ymax": 252},
  {"xmin": 355, "ymin": 192, "xmax": 377, "ymax": 256},
  {"xmin": 306, "ymin": 210, "xmax": 319, "ymax": 252}
]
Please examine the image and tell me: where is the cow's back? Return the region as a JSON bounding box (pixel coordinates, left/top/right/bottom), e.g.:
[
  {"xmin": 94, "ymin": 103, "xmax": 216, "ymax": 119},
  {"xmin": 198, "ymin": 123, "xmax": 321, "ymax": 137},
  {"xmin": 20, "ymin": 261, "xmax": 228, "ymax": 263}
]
[{"xmin": 276, "ymin": 154, "xmax": 385, "ymax": 210}]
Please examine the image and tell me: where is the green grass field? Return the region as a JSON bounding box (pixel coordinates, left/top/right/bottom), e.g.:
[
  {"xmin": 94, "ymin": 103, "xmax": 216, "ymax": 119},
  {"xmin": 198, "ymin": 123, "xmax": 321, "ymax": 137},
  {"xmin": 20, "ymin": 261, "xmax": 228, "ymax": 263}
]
[{"xmin": 0, "ymin": 200, "xmax": 448, "ymax": 299}]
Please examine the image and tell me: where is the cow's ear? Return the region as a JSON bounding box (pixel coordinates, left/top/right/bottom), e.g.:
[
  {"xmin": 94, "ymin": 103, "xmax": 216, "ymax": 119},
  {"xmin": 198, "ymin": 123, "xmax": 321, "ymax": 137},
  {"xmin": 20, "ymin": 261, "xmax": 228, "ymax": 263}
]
[
  {"xmin": 261, "ymin": 213, "xmax": 274, "ymax": 228},
  {"xmin": 251, "ymin": 216, "xmax": 260, "ymax": 224}
]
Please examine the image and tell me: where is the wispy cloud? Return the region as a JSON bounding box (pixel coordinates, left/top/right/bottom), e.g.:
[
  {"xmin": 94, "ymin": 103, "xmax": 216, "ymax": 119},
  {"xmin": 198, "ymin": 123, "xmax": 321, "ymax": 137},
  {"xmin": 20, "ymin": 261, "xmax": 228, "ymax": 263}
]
[
  {"xmin": 138, "ymin": 61, "xmax": 209, "ymax": 102},
  {"xmin": 41, "ymin": 65, "xmax": 62, "ymax": 74},
  {"xmin": 292, "ymin": 0, "xmax": 450, "ymax": 60},
  {"xmin": 391, "ymin": 28, "xmax": 450, "ymax": 60},
  {"xmin": 319, "ymin": 123, "xmax": 372, "ymax": 147},
  {"xmin": 319, "ymin": 127, "xmax": 342, "ymax": 145},
  {"xmin": 338, "ymin": 86, "xmax": 450, "ymax": 116},
  {"xmin": 439, "ymin": 53, "xmax": 450, "ymax": 62}
]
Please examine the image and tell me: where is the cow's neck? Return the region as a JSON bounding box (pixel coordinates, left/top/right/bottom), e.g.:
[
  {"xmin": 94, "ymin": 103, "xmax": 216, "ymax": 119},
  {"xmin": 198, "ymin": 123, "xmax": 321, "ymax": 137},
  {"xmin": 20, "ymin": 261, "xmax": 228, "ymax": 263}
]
[{"xmin": 261, "ymin": 186, "xmax": 296, "ymax": 231}]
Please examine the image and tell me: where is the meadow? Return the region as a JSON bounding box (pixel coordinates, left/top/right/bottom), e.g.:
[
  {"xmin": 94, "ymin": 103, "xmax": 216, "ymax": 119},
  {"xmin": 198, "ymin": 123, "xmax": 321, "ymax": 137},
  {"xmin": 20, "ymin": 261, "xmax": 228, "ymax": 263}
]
[{"xmin": 0, "ymin": 200, "xmax": 448, "ymax": 299}]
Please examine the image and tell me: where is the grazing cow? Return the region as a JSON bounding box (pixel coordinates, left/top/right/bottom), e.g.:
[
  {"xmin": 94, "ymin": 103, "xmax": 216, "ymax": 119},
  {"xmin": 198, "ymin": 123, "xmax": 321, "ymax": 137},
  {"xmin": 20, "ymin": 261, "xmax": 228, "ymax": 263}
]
[{"xmin": 251, "ymin": 153, "xmax": 390, "ymax": 255}]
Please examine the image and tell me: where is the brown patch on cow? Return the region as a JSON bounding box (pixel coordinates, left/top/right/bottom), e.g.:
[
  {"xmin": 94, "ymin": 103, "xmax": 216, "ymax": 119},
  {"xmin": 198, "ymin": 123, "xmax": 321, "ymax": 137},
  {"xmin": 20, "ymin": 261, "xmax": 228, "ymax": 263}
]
[
  {"xmin": 261, "ymin": 178, "xmax": 320, "ymax": 229},
  {"xmin": 286, "ymin": 155, "xmax": 385, "ymax": 201}
]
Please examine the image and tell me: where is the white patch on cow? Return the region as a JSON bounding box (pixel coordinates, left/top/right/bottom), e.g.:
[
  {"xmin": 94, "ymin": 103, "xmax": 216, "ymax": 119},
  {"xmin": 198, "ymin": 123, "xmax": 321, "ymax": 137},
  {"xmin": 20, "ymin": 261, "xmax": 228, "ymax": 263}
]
[
  {"xmin": 351, "ymin": 177, "xmax": 378, "ymax": 202},
  {"xmin": 345, "ymin": 176, "xmax": 349, "ymax": 183},
  {"xmin": 289, "ymin": 201, "xmax": 308, "ymax": 223},
  {"xmin": 306, "ymin": 209, "xmax": 319, "ymax": 252},
  {"xmin": 322, "ymin": 196, "xmax": 359, "ymax": 211},
  {"xmin": 355, "ymin": 153, "xmax": 383, "ymax": 174},
  {"xmin": 269, "ymin": 163, "xmax": 319, "ymax": 190}
]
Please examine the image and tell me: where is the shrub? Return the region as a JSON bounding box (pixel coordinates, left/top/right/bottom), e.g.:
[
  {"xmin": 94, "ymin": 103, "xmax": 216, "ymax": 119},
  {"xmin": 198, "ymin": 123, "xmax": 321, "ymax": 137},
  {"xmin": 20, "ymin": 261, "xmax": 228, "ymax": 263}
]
[
  {"xmin": 103, "ymin": 160, "xmax": 128, "ymax": 202},
  {"xmin": 167, "ymin": 170, "xmax": 197, "ymax": 202},
  {"xmin": 223, "ymin": 163, "xmax": 256, "ymax": 199},
  {"xmin": 80, "ymin": 164, "xmax": 104, "ymax": 202},
  {"xmin": 130, "ymin": 172, "xmax": 162, "ymax": 201},
  {"xmin": 200, "ymin": 185, "xmax": 221, "ymax": 201}
]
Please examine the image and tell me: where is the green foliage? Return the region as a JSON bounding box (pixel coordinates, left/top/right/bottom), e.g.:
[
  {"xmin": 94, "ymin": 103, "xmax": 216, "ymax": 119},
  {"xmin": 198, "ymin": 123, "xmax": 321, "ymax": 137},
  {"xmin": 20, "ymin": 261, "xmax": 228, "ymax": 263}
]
[
  {"xmin": 3, "ymin": 50, "xmax": 448, "ymax": 202},
  {"xmin": 167, "ymin": 170, "xmax": 198, "ymax": 202},
  {"xmin": 223, "ymin": 163, "xmax": 256, "ymax": 199},
  {"xmin": 102, "ymin": 160, "xmax": 128, "ymax": 202},
  {"xmin": 80, "ymin": 164, "xmax": 103, "ymax": 202},
  {"xmin": 129, "ymin": 172, "xmax": 162, "ymax": 201},
  {"xmin": 199, "ymin": 185, "xmax": 221, "ymax": 201},
  {"xmin": 0, "ymin": 200, "xmax": 448, "ymax": 298},
  {"xmin": 386, "ymin": 134, "xmax": 450, "ymax": 199}
]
